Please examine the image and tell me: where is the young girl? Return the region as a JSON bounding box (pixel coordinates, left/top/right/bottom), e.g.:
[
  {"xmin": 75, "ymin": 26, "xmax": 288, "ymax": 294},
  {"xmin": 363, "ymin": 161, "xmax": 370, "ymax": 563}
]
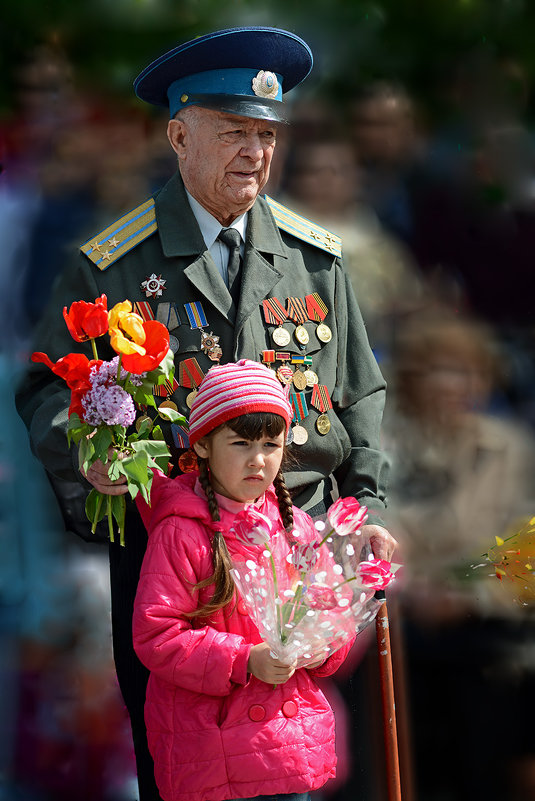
[{"xmin": 133, "ymin": 359, "xmax": 354, "ymax": 801}]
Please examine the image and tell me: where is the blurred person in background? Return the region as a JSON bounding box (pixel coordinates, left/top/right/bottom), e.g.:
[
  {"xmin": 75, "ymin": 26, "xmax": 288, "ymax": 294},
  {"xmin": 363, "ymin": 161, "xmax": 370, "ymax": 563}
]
[
  {"xmin": 348, "ymin": 80, "xmax": 426, "ymax": 251},
  {"xmin": 280, "ymin": 133, "xmax": 427, "ymax": 363},
  {"xmin": 384, "ymin": 313, "xmax": 535, "ymax": 801}
]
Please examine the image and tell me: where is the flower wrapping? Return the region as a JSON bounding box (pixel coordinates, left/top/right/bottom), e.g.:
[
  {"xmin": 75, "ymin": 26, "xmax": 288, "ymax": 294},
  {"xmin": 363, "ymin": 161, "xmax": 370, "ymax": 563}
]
[{"xmin": 230, "ymin": 497, "xmax": 395, "ymax": 667}]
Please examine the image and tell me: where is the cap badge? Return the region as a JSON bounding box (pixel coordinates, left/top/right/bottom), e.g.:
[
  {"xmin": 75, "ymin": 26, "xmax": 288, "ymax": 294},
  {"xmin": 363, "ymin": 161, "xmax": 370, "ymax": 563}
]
[{"xmin": 252, "ymin": 70, "xmax": 279, "ymax": 99}]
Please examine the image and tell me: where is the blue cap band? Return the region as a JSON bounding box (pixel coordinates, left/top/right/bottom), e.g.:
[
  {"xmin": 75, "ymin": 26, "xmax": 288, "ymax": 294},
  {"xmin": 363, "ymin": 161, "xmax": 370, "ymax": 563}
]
[{"xmin": 167, "ymin": 68, "xmax": 283, "ymax": 118}]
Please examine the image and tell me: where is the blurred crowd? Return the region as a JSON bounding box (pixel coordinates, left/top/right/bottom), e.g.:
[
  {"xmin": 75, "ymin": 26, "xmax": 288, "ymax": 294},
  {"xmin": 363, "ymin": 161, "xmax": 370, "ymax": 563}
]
[{"xmin": 2, "ymin": 41, "xmax": 535, "ymax": 801}]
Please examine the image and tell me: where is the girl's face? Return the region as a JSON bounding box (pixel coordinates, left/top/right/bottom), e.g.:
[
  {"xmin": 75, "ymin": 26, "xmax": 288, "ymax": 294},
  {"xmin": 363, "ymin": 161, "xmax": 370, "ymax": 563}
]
[{"xmin": 193, "ymin": 425, "xmax": 285, "ymax": 503}]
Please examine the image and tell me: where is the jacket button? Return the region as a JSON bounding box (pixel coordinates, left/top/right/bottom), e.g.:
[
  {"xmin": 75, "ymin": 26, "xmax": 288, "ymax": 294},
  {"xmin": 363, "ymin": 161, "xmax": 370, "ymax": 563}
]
[
  {"xmin": 249, "ymin": 704, "xmax": 266, "ymax": 722},
  {"xmin": 282, "ymin": 700, "xmax": 298, "ymax": 718},
  {"xmin": 237, "ymin": 600, "xmax": 248, "ymax": 615}
]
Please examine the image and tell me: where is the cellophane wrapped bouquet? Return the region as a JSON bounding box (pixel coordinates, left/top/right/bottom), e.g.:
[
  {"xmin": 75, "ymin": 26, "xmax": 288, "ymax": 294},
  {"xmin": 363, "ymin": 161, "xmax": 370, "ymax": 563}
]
[{"xmin": 230, "ymin": 497, "xmax": 395, "ymax": 667}]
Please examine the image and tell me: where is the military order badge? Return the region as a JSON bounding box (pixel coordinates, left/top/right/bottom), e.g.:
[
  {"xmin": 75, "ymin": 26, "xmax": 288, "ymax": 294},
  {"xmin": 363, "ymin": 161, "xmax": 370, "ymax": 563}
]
[{"xmin": 141, "ymin": 273, "xmax": 167, "ymax": 298}]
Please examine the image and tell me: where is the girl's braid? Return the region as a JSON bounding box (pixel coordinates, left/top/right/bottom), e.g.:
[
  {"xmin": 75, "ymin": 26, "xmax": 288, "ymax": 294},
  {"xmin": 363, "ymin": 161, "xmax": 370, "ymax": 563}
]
[
  {"xmin": 192, "ymin": 458, "xmax": 235, "ymax": 617},
  {"xmin": 273, "ymin": 469, "xmax": 294, "ymax": 532}
]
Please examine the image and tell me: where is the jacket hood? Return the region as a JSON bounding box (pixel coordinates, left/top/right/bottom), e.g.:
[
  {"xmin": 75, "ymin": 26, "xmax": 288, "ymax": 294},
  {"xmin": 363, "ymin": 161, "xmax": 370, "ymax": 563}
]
[{"xmin": 137, "ymin": 471, "xmax": 212, "ymax": 533}]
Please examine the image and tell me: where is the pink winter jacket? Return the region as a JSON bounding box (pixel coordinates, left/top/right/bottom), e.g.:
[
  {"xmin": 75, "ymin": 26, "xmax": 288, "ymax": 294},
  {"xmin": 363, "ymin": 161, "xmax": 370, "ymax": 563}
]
[{"xmin": 133, "ymin": 471, "xmax": 353, "ymax": 801}]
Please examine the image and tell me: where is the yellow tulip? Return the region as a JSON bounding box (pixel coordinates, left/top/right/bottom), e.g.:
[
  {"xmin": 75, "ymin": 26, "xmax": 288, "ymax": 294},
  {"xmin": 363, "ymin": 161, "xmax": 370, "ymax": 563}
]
[{"xmin": 108, "ymin": 300, "xmax": 147, "ymax": 356}]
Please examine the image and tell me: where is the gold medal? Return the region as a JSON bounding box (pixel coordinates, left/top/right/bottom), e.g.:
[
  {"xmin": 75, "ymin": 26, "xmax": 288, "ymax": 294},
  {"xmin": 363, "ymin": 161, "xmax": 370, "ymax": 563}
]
[
  {"xmin": 292, "ymin": 424, "xmax": 309, "ymax": 445},
  {"xmin": 316, "ymin": 413, "xmax": 331, "ymax": 435},
  {"xmin": 294, "ymin": 324, "xmax": 309, "ymax": 345},
  {"xmin": 316, "ymin": 323, "xmax": 332, "ymax": 343},
  {"xmin": 272, "ymin": 326, "xmax": 291, "ymax": 347},
  {"xmin": 135, "ymin": 415, "xmax": 153, "ymax": 433},
  {"xmin": 304, "ymin": 369, "xmax": 319, "ymax": 387},
  {"xmin": 159, "ymin": 399, "xmax": 178, "ymax": 412},
  {"xmin": 186, "ymin": 390, "xmax": 198, "ymax": 409},
  {"xmin": 292, "ymin": 370, "xmax": 308, "ymax": 391}
]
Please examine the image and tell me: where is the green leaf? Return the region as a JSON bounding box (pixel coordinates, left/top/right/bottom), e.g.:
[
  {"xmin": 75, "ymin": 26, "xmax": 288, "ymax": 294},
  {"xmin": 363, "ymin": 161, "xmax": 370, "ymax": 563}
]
[
  {"xmin": 157, "ymin": 406, "xmax": 185, "ymax": 423},
  {"xmin": 151, "ymin": 425, "xmax": 165, "ymax": 441},
  {"xmin": 91, "ymin": 427, "xmax": 113, "ymax": 461},
  {"xmin": 110, "ymin": 494, "xmax": 127, "ymax": 547},
  {"xmin": 131, "ymin": 439, "xmax": 170, "ymax": 459},
  {"xmin": 85, "ymin": 489, "xmax": 107, "ymax": 532},
  {"xmin": 120, "ymin": 451, "xmax": 149, "ymax": 487}
]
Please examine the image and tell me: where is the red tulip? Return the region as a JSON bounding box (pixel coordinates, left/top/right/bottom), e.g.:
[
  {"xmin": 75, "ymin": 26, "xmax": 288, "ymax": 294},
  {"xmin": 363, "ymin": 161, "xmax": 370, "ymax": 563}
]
[
  {"xmin": 63, "ymin": 295, "xmax": 108, "ymax": 342},
  {"xmin": 120, "ymin": 320, "xmax": 170, "ymax": 374},
  {"xmin": 31, "ymin": 351, "xmax": 102, "ymax": 418}
]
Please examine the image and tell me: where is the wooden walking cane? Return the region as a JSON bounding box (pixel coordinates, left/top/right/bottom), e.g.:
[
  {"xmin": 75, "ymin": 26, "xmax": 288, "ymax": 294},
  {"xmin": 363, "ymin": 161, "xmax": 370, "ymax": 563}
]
[{"xmin": 375, "ymin": 590, "xmax": 403, "ymax": 801}]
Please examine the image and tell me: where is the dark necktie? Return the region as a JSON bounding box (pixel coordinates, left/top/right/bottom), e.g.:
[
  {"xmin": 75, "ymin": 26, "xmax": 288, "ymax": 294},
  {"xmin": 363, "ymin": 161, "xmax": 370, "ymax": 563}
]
[{"xmin": 217, "ymin": 227, "xmax": 242, "ymax": 304}]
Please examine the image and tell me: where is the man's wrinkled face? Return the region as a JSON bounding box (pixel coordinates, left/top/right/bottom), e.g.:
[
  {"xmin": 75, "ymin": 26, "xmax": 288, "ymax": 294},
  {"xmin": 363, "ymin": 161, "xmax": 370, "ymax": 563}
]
[{"xmin": 168, "ymin": 107, "xmax": 278, "ymax": 226}]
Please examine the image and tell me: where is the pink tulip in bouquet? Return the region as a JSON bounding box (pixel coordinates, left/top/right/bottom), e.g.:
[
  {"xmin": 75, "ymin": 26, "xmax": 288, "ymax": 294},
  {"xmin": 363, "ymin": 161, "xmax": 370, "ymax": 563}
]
[{"xmin": 230, "ymin": 496, "xmax": 395, "ymax": 667}]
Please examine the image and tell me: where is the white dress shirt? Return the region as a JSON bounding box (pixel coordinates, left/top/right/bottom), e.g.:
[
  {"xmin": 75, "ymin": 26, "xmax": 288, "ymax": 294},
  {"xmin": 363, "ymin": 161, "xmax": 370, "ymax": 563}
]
[{"xmin": 185, "ymin": 189, "xmax": 247, "ymax": 287}]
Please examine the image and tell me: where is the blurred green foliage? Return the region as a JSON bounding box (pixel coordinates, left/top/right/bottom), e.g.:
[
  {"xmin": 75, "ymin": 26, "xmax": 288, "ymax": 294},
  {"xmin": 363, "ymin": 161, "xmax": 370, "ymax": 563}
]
[{"xmin": 2, "ymin": 0, "xmax": 535, "ymax": 118}]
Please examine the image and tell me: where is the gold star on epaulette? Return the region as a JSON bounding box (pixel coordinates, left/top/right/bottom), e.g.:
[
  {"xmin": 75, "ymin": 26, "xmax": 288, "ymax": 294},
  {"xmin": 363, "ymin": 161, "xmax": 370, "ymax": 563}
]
[
  {"xmin": 80, "ymin": 197, "xmax": 157, "ymax": 271},
  {"xmin": 264, "ymin": 195, "xmax": 342, "ymax": 258}
]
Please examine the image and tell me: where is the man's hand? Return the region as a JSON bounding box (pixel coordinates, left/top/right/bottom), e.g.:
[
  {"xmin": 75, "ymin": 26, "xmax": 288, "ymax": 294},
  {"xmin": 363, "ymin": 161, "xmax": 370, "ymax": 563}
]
[
  {"xmin": 361, "ymin": 524, "xmax": 397, "ymax": 561},
  {"xmin": 81, "ymin": 448, "xmax": 128, "ymax": 496},
  {"xmin": 248, "ymin": 643, "xmax": 296, "ymax": 685}
]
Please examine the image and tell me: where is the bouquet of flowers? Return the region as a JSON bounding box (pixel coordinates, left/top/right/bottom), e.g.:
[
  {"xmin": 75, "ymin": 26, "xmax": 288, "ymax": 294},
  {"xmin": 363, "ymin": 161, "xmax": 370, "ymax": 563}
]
[
  {"xmin": 482, "ymin": 516, "xmax": 535, "ymax": 605},
  {"xmin": 230, "ymin": 497, "xmax": 395, "ymax": 667},
  {"xmin": 32, "ymin": 295, "xmax": 185, "ymax": 545}
]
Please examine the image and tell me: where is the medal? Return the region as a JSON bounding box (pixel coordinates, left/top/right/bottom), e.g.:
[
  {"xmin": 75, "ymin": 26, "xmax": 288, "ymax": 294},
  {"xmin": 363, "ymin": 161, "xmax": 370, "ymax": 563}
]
[
  {"xmin": 304, "ymin": 369, "xmax": 318, "ymax": 387},
  {"xmin": 171, "ymin": 423, "xmax": 190, "ymax": 449},
  {"xmin": 294, "ymin": 325, "xmax": 309, "ymax": 345},
  {"xmin": 286, "ymin": 297, "xmax": 310, "ymax": 347},
  {"xmin": 156, "ymin": 301, "xmax": 181, "ymax": 331},
  {"xmin": 272, "ymin": 326, "xmax": 291, "ymax": 346},
  {"xmin": 311, "ymin": 384, "xmax": 333, "ymax": 436},
  {"xmin": 316, "ymin": 323, "xmax": 332, "ymax": 343},
  {"xmin": 262, "ymin": 350, "xmax": 276, "ymax": 370},
  {"xmin": 184, "ymin": 301, "xmax": 208, "ymax": 330},
  {"xmin": 305, "ymin": 293, "xmax": 332, "ymax": 343},
  {"xmin": 168, "ymin": 334, "xmax": 180, "ymax": 353},
  {"xmin": 159, "ymin": 399, "xmax": 178, "ymax": 412},
  {"xmin": 292, "ymin": 424, "xmax": 309, "ymax": 444},
  {"xmin": 141, "ymin": 273, "xmax": 167, "ymax": 298},
  {"xmin": 200, "ymin": 331, "xmax": 223, "ymax": 363},
  {"xmin": 186, "ymin": 390, "xmax": 198, "ymax": 409},
  {"xmin": 179, "ymin": 357, "xmax": 204, "ymax": 410},
  {"xmin": 262, "ymin": 298, "xmax": 290, "ymax": 347},
  {"xmin": 288, "ymin": 388, "xmax": 309, "ymax": 446},
  {"xmin": 153, "ymin": 377, "xmax": 180, "ymax": 402},
  {"xmin": 178, "ymin": 450, "xmax": 198, "ymax": 473},
  {"xmin": 292, "ymin": 370, "xmax": 307, "ymax": 390},
  {"xmin": 316, "ymin": 414, "xmax": 331, "ymax": 435}
]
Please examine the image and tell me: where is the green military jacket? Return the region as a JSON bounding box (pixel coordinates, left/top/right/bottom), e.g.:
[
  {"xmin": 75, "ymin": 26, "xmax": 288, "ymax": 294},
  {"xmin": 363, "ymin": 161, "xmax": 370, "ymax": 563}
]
[{"xmin": 17, "ymin": 170, "xmax": 388, "ymax": 519}]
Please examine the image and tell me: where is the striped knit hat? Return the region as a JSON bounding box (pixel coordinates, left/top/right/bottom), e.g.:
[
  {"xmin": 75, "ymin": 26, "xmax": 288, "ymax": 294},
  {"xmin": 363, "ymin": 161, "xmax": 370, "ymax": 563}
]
[{"xmin": 188, "ymin": 359, "xmax": 292, "ymax": 445}]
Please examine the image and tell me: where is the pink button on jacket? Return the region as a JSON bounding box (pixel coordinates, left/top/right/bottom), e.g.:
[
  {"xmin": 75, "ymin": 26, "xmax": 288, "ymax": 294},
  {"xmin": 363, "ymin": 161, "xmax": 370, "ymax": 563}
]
[{"xmin": 133, "ymin": 471, "xmax": 353, "ymax": 801}]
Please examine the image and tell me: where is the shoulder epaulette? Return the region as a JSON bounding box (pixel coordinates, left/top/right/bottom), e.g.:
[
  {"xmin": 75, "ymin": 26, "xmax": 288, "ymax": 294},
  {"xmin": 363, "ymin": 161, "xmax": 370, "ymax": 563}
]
[
  {"xmin": 264, "ymin": 195, "xmax": 342, "ymax": 258},
  {"xmin": 80, "ymin": 197, "xmax": 157, "ymax": 270}
]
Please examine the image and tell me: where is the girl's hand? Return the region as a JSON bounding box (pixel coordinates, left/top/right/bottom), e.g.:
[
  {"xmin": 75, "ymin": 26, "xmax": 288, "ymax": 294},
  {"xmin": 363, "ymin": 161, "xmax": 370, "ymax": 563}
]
[{"xmin": 248, "ymin": 643, "xmax": 296, "ymax": 685}]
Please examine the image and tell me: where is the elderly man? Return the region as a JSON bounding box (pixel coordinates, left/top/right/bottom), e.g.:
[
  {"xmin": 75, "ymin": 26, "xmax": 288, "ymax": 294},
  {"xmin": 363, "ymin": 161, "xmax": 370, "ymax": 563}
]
[{"xmin": 16, "ymin": 27, "xmax": 395, "ymax": 801}]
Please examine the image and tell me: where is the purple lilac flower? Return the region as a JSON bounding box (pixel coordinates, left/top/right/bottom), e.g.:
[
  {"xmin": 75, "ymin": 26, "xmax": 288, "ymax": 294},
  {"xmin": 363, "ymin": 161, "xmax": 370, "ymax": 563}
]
[{"xmin": 82, "ymin": 360, "xmax": 136, "ymax": 427}]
